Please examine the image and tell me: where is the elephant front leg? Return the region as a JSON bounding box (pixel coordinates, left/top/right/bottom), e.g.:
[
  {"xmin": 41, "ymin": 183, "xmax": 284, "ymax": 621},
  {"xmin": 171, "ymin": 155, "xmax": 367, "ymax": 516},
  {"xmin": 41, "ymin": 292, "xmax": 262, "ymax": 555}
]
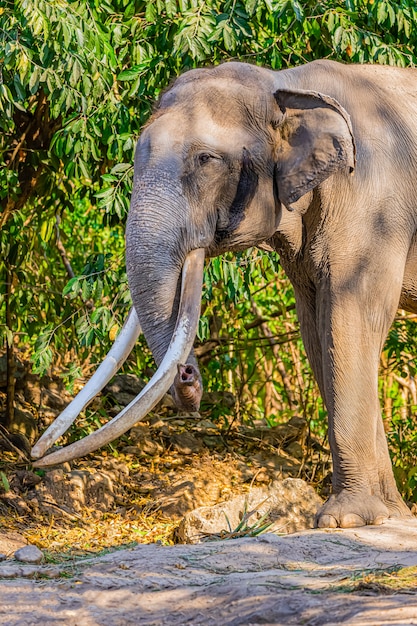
[{"xmin": 312, "ymin": 288, "xmax": 410, "ymax": 528}]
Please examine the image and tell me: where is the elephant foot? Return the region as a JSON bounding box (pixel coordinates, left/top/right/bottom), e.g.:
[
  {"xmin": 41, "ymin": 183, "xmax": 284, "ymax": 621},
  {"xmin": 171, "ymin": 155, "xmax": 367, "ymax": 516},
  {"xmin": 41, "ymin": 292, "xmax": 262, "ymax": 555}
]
[
  {"xmin": 315, "ymin": 491, "xmax": 391, "ymax": 528},
  {"xmin": 385, "ymin": 493, "xmax": 413, "ymax": 518},
  {"xmin": 172, "ymin": 363, "xmax": 203, "ymax": 411}
]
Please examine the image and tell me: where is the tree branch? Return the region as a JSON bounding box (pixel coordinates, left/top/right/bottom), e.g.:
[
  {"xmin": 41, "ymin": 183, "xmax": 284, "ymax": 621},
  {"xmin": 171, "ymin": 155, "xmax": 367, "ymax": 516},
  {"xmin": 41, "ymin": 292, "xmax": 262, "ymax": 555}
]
[{"xmin": 55, "ymin": 214, "xmax": 75, "ymax": 279}]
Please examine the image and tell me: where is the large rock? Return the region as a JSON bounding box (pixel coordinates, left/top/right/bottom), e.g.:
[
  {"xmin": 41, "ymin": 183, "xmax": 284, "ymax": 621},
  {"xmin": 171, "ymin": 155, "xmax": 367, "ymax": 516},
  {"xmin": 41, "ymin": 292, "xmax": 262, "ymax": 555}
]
[{"xmin": 176, "ymin": 478, "xmax": 322, "ymax": 543}]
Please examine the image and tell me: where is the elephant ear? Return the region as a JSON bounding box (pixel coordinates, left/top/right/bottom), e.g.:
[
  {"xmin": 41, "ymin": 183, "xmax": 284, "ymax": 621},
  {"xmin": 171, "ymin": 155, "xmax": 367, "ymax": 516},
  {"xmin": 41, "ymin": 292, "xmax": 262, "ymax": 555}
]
[{"xmin": 274, "ymin": 89, "xmax": 356, "ymax": 209}]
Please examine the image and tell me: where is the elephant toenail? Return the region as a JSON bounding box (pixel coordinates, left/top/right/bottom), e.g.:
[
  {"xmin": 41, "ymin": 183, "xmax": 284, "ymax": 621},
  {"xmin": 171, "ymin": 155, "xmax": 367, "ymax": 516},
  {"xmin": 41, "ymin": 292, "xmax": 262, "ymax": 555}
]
[{"xmin": 316, "ymin": 514, "xmax": 338, "ymax": 529}]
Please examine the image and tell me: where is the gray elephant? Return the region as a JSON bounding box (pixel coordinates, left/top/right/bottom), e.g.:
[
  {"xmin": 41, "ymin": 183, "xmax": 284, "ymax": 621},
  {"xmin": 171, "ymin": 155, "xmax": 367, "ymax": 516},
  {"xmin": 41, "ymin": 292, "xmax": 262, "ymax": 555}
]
[{"xmin": 32, "ymin": 60, "xmax": 417, "ymax": 529}]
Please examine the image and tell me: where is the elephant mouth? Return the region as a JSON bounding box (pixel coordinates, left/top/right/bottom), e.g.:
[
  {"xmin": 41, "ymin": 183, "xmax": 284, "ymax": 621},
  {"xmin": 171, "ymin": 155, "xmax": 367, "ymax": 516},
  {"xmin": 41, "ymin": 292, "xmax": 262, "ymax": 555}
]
[{"xmin": 31, "ymin": 248, "xmax": 205, "ymax": 467}]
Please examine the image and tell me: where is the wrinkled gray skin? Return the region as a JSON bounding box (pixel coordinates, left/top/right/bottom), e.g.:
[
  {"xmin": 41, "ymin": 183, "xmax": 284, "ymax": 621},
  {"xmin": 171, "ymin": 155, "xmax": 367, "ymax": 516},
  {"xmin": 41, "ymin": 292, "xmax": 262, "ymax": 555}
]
[{"xmin": 126, "ymin": 60, "xmax": 417, "ymax": 528}]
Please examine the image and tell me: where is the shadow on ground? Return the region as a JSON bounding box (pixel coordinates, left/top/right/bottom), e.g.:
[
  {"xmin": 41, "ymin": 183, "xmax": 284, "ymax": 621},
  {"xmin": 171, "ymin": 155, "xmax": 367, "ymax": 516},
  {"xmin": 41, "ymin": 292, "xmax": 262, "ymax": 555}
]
[{"xmin": 1, "ymin": 518, "xmax": 417, "ymax": 625}]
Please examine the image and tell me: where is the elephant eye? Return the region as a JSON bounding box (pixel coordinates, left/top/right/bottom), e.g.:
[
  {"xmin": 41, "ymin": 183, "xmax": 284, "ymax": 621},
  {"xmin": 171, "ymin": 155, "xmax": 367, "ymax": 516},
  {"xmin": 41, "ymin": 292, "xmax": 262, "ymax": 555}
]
[{"xmin": 199, "ymin": 153, "xmax": 213, "ymax": 165}]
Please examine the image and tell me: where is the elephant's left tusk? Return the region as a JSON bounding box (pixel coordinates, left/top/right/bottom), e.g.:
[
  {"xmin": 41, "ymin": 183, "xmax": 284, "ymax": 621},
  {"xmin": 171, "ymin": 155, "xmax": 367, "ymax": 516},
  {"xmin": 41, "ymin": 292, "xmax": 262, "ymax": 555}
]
[
  {"xmin": 31, "ymin": 308, "xmax": 142, "ymax": 460},
  {"xmin": 32, "ymin": 248, "xmax": 205, "ymax": 468}
]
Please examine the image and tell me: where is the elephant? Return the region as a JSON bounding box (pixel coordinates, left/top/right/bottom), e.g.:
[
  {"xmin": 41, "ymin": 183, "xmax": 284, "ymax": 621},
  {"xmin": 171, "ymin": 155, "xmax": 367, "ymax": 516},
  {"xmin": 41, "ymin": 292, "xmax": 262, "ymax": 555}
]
[{"xmin": 31, "ymin": 59, "xmax": 417, "ymax": 529}]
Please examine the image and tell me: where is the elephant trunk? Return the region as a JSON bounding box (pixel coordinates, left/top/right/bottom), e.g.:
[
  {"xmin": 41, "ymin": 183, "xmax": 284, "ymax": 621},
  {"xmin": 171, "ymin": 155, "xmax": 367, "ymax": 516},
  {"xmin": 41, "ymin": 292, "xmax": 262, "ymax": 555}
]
[
  {"xmin": 126, "ymin": 201, "xmax": 184, "ymax": 367},
  {"xmin": 126, "ymin": 180, "xmax": 204, "ymax": 411}
]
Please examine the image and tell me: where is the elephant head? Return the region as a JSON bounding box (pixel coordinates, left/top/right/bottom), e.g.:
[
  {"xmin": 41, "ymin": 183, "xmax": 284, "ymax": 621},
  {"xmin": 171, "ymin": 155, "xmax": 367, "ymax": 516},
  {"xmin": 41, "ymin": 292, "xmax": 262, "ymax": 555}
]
[{"xmin": 31, "ymin": 62, "xmax": 355, "ymax": 466}]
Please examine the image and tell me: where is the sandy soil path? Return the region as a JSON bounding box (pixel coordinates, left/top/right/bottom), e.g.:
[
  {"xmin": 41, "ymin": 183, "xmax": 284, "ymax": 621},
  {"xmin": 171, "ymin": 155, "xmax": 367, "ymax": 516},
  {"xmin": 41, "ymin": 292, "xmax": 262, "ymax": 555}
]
[{"xmin": 1, "ymin": 518, "xmax": 417, "ymax": 625}]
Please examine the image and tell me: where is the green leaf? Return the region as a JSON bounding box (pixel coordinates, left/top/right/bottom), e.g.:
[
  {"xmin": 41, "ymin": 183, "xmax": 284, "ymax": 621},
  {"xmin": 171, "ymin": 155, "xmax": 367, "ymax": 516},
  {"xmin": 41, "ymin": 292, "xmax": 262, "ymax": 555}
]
[
  {"xmin": 0, "ymin": 472, "xmax": 10, "ymax": 493},
  {"xmin": 377, "ymin": 1, "xmax": 388, "ymax": 25},
  {"xmin": 110, "ymin": 162, "xmax": 131, "ymax": 174},
  {"xmin": 40, "ymin": 218, "xmax": 55, "ymax": 242},
  {"xmin": 290, "ymin": 0, "xmax": 304, "ymax": 21},
  {"xmin": 146, "ymin": 2, "xmax": 156, "ymax": 21},
  {"xmin": 333, "ymin": 25, "xmax": 343, "ymax": 48},
  {"xmin": 165, "ymin": 0, "xmax": 177, "ymax": 18},
  {"xmin": 81, "ymin": 279, "xmax": 91, "ymax": 301},
  {"xmin": 244, "ymin": 0, "xmax": 258, "ymax": 16},
  {"xmin": 63, "ymin": 276, "xmax": 80, "ymax": 296},
  {"xmin": 95, "ymin": 187, "xmax": 114, "ymax": 200},
  {"xmin": 5, "ymin": 327, "xmax": 13, "ymax": 348},
  {"xmin": 117, "ymin": 64, "xmax": 148, "ymax": 81},
  {"xmin": 70, "ymin": 59, "xmax": 82, "ymax": 87},
  {"xmin": 28, "ymin": 67, "xmax": 40, "ymax": 94}
]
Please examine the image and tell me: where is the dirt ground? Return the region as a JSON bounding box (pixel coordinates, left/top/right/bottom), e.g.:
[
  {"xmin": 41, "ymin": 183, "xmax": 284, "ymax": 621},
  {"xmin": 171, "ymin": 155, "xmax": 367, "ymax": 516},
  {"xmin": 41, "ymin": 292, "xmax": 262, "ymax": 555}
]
[
  {"xmin": 1, "ymin": 519, "xmax": 417, "ymax": 625},
  {"xmin": 2, "ymin": 366, "xmax": 417, "ymax": 624}
]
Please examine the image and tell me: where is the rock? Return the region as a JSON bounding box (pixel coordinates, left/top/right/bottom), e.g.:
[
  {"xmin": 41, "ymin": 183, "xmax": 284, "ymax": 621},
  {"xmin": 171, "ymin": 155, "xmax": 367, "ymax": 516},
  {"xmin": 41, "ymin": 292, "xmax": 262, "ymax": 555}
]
[
  {"xmin": 285, "ymin": 441, "xmax": 304, "ymax": 460},
  {"xmin": 104, "ymin": 373, "xmax": 146, "ymax": 397},
  {"xmin": 148, "ymin": 417, "xmax": 165, "ymax": 430},
  {"xmin": 14, "ymin": 545, "xmax": 43, "ymax": 564},
  {"xmin": 170, "ymin": 433, "xmax": 203, "ymax": 455},
  {"xmin": 195, "ymin": 419, "xmax": 218, "ymax": 433},
  {"xmin": 33, "ymin": 467, "xmax": 121, "ymax": 517},
  {"xmin": 3, "ymin": 520, "xmax": 417, "ymax": 623},
  {"xmin": 0, "ymin": 564, "xmax": 40, "ymax": 578},
  {"xmin": 250, "ymin": 450, "xmax": 301, "ymax": 477},
  {"xmin": 158, "ymin": 480, "xmax": 201, "ymax": 518},
  {"xmin": 0, "ymin": 554, "xmax": 6, "ymax": 562},
  {"xmin": 104, "ymin": 373, "xmax": 173, "ymax": 409},
  {"xmin": 176, "ymin": 478, "xmax": 323, "ymax": 544},
  {"xmin": 139, "ymin": 438, "xmax": 164, "ymax": 457},
  {"xmin": 123, "ymin": 438, "xmax": 164, "ymax": 457},
  {"xmin": 202, "ymin": 435, "xmax": 223, "ymax": 450},
  {"xmin": 128, "ymin": 424, "xmax": 165, "ymax": 457},
  {"xmin": 41, "ymin": 387, "xmax": 70, "ymax": 411},
  {"xmin": 10, "ymin": 470, "xmax": 42, "ymax": 492},
  {"xmin": 108, "ymin": 390, "xmax": 137, "ymax": 407},
  {"xmin": 0, "ymin": 565, "xmax": 21, "ymax": 578},
  {"xmin": 202, "ymin": 391, "xmax": 236, "ymax": 408},
  {"xmin": 239, "ymin": 416, "xmax": 308, "ymax": 448},
  {"xmin": 0, "ymin": 492, "xmax": 31, "ymax": 516},
  {"xmin": 159, "ymin": 393, "xmax": 175, "ymax": 409},
  {"xmin": 129, "ymin": 423, "xmax": 150, "ymax": 442}
]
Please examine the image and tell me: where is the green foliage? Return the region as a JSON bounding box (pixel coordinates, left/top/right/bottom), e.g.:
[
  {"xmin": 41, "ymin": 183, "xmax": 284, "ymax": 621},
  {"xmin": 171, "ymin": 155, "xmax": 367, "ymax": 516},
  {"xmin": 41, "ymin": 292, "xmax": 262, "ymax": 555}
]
[
  {"xmin": 0, "ymin": 471, "xmax": 10, "ymax": 493},
  {"xmin": 1, "ymin": 0, "xmax": 417, "ymax": 497}
]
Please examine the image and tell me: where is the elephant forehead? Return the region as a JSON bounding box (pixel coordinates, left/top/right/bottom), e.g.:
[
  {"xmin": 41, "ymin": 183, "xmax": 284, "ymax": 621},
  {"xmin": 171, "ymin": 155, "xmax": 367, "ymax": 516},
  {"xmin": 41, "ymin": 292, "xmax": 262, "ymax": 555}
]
[
  {"xmin": 145, "ymin": 113, "xmax": 187, "ymax": 152},
  {"xmin": 148, "ymin": 109, "xmax": 253, "ymax": 154},
  {"xmin": 158, "ymin": 77, "xmax": 278, "ymax": 133},
  {"xmin": 191, "ymin": 114, "xmax": 253, "ymax": 148}
]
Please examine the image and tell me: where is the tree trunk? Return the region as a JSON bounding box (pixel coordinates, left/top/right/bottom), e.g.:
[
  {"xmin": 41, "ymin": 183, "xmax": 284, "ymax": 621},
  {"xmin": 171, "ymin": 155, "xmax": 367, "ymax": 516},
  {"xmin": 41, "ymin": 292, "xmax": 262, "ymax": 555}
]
[{"xmin": 5, "ymin": 264, "xmax": 15, "ymax": 430}]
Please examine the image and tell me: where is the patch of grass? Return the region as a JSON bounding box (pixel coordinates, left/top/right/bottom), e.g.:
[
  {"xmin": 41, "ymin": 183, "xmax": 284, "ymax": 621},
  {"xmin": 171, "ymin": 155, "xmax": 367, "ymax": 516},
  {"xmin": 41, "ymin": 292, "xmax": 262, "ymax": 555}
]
[
  {"xmin": 200, "ymin": 497, "xmax": 274, "ymax": 542},
  {"xmin": 336, "ymin": 565, "xmax": 417, "ymax": 595}
]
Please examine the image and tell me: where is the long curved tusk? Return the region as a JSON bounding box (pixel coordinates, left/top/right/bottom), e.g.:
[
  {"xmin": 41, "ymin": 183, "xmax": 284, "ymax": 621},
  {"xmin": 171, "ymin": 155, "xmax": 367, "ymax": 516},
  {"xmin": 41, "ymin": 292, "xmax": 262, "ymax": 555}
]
[
  {"xmin": 31, "ymin": 308, "xmax": 142, "ymax": 460},
  {"xmin": 32, "ymin": 248, "xmax": 205, "ymax": 468}
]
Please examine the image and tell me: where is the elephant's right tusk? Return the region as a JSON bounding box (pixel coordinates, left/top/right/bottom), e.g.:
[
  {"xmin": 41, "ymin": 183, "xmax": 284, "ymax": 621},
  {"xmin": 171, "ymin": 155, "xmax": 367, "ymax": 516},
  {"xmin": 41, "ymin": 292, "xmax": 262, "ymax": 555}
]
[
  {"xmin": 32, "ymin": 248, "xmax": 205, "ymax": 468},
  {"xmin": 31, "ymin": 308, "xmax": 142, "ymax": 460}
]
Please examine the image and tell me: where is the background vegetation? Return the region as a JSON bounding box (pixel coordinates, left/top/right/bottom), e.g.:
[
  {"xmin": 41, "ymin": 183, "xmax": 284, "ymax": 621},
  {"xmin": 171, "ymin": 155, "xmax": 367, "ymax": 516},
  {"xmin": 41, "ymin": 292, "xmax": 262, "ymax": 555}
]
[{"xmin": 1, "ymin": 0, "xmax": 416, "ymax": 498}]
